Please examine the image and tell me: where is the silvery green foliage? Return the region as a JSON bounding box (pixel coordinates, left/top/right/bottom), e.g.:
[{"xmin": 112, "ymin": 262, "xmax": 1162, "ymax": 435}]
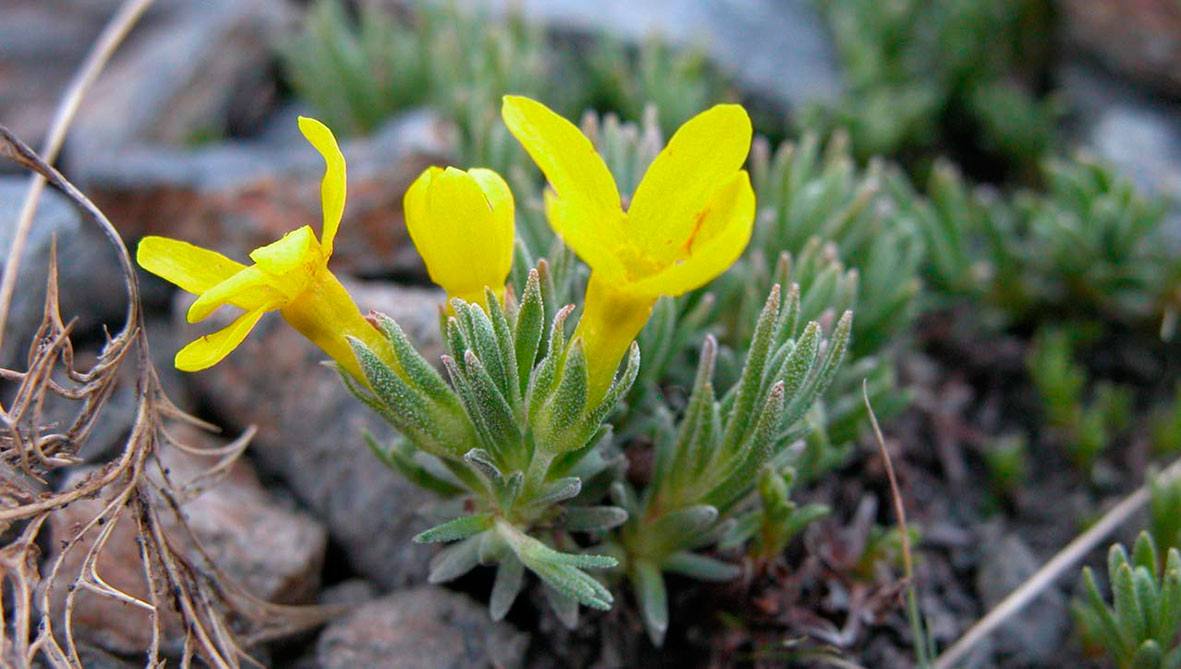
[
  {"xmin": 806, "ymin": 0, "xmax": 1055, "ymax": 172},
  {"xmin": 278, "ymin": 0, "xmax": 429, "ymax": 136},
  {"xmin": 279, "ymin": 0, "xmax": 550, "ymax": 177},
  {"xmin": 1151, "ymin": 472, "xmax": 1181, "ymax": 556},
  {"xmin": 616, "ymin": 284, "xmax": 852, "ymax": 645},
  {"xmin": 344, "ymin": 269, "xmax": 637, "ymax": 619},
  {"xmin": 579, "ymin": 35, "xmax": 729, "ymax": 137},
  {"xmin": 1073, "ymin": 533, "xmax": 1181, "ymax": 669},
  {"xmin": 720, "ymin": 465, "xmax": 830, "ymax": 563},
  {"xmin": 1026, "ymin": 327, "xmax": 1132, "ymax": 474},
  {"xmin": 910, "ymin": 155, "xmax": 1180, "ymax": 332},
  {"xmin": 744, "ymin": 131, "xmax": 922, "ymax": 356},
  {"xmin": 718, "ymin": 134, "xmax": 919, "ymax": 479}
]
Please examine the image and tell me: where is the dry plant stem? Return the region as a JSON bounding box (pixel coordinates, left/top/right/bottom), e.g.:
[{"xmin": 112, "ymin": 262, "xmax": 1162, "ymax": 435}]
[
  {"xmin": 0, "ymin": 0, "xmax": 154, "ymax": 353},
  {"xmin": 864, "ymin": 381, "xmax": 914, "ymax": 580},
  {"xmin": 933, "ymin": 454, "xmax": 1181, "ymax": 669},
  {"xmin": 0, "ymin": 129, "xmax": 337, "ymax": 668},
  {"xmin": 864, "ymin": 381, "xmax": 930, "ymax": 667}
]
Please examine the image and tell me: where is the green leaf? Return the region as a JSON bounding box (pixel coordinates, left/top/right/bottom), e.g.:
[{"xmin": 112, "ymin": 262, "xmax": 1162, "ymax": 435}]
[
  {"xmin": 500, "ymin": 522, "xmax": 616, "ymax": 611},
  {"xmin": 445, "ymin": 316, "xmax": 467, "ymax": 360},
  {"xmin": 774, "ymin": 321, "xmax": 821, "ymax": 411},
  {"xmin": 648, "ymin": 504, "xmax": 720, "ymax": 545},
  {"xmin": 543, "ymin": 584, "xmax": 580, "ymax": 629},
  {"xmin": 1134, "ymin": 532, "xmax": 1161, "ymax": 579},
  {"xmin": 776, "ymin": 280, "xmax": 802, "ymax": 341},
  {"xmin": 1115, "ymin": 564, "xmax": 1149, "ymax": 651},
  {"xmin": 414, "ymin": 513, "xmax": 494, "ymax": 543},
  {"xmin": 1156, "ymin": 551, "xmax": 1181, "ymax": 645},
  {"xmin": 527, "ymin": 559, "xmax": 614, "ymax": 611},
  {"xmin": 375, "ymin": 313, "xmax": 454, "ymax": 404},
  {"xmin": 442, "ymin": 354, "xmax": 500, "ymax": 456},
  {"xmin": 528, "ymin": 304, "xmax": 575, "ymax": 415},
  {"xmin": 1133, "ymin": 640, "xmax": 1164, "ymax": 669},
  {"xmin": 478, "ymin": 527, "xmax": 509, "ymax": 564},
  {"xmin": 490, "ymin": 554, "xmax": 526, "ymax": 621},
  {"xmin": 783, "ymin": 311, "xmax": 853, "ymax": 425},
  {"xmin": 707, "ymin": 382, "xmax": 787, "ymax": 512},
  {"xmin": 563, "ymin": 506, "xmax": 628, "ymax": 532},
  {"xmin": 456, "ymin": 301, "xmax": 508, "ymax": 390},
  {"xmin": 662, "ymin": 336, "xmax": 717, "ymax": 495},
  {"xmin": 1134, "ymin": 567, "xmax": 1162, "ymax": 639},
  {"xmin": 663, "ymin": 551, "xmax": 741, "ymax": 582},
  {"xmin": 485, "ymin": 286, "xmax": 521, "ymax": 405},
  {"xmin": 546, "ymin": 339, "xmax": 589, "ymax": 433},
  {"xmin": 462, "ymin": 350, "xmax": 522, "ymax": 450},
  {"xmin": 721, "ymin": 285, "xmax": 781, "ymax": 451},
  {"xmin": 610, "ymin": 481, "xmax": 640, "ymax": 516},
  {"xmin": 633, "ymin": 560, "xmax": 669, "ymax": 646},
  {"xmin": 364, "ymin": 433, "xmax": 464, "ymax": 496},
  {"xmin": 463, "ymin": 448, "xmax": 505, "ymax": 484},
  {"xmin": 428, "ymin": 535, "xmax": 482, "ymax": 583},
  {"xmin": 1084, "ymin": 565, "xmax": 1132, "ymax": 659},
  {"xmin": 587, "ymin": 341, "xmax": 641, "ymax": 424},
  {"xmin": 350, "ymin": 337, "xmax": 450, "ymax": 454},
  {"xmin": 523, "ymin": 477, "xmax": 583, "ymax": 511},
  {"xmin": 514, "ymin": 269, "xmax": 545, "ymax": 397}
]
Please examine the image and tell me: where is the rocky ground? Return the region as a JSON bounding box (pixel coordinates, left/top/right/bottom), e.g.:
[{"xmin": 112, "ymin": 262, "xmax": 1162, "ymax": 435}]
[{"xmin": 2, "ymin": 0, "xmax": 1181, "ymax": 667}]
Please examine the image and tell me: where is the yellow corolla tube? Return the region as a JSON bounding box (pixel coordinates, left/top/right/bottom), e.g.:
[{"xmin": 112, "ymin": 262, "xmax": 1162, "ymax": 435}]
[
  {"xmin": 501, "ymin": 95, "xmax": 756, "ymax": 400},
  {"xmin": 136, "ymin": 116, "xmax": 394, "ymax": 382},
  {"xmin": 403, "ymin": 165, "xmax": 515, "ymax": 308}
]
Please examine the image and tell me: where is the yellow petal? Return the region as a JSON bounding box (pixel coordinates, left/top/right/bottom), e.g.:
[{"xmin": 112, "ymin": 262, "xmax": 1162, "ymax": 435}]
[
  {"xmin": 405, "ymin": 166, "xmax": 512, "ymax": 298},
  {"xmin": 501, "ymin": 95, "xmax": 626, "ymax": 266},
  {"xmin": 631, "ymin": 170, "xmax": 755, "ymax": 296},
  {"xmin": 280, "ymin": 267, "xmax": 395, "ymax": 383},
  {"xmin": 576, "ymin": 271, "xmax": 656, "ymax": 403},
  {"xmin": 136, "ymin": 236, "xmax": 245, "ymax": 294},
  {"xmin": 627, "ymin": 104, "xmax": 752, "ymax": 263},
  {"xmin": 298, "ymin": 116, "xmax": 346, "ymax": 258},
  {"xmin": 467, "ymin": 167, "xmax": 516, "ymax": 282},
  {"xmin": 175, "ymin": 305, "xmax": 269, "ymax": 371},
  {"xmin": 544, "ymin": 190, "xmax": 627, "ymax": 283},
  {"xmin": 187, "ymin": 265, "xmax": 282, "ymax": 323},
  {"xmin": 249, "ymin": 225, "xmax": 321, "ymax": 275}
]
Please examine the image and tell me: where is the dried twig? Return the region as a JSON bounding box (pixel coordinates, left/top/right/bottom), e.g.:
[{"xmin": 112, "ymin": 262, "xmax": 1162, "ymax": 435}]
[
  {"xmin": 864, "ymin": 381, "xmax": 932, "ymax": 668},
  {"xmin": 0, "ymin": 0, "xmax": 154, "ymax": 352},
  {"xmin": 933, "ymin": 454, "xmax": 1181, "ymax": 668},
  {"xmin": 0, "ymin": 127, "xmax": 337, "ymax": 668}
]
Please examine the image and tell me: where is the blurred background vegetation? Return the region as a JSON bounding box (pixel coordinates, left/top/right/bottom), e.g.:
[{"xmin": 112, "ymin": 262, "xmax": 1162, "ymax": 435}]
[
  {"xmin": 7, "ymin": 0, "xmax": 1181, "ymax": 665},
  {"xmin": 278, "ymin": 0, "xmax": 1181, "ymax": 664}
]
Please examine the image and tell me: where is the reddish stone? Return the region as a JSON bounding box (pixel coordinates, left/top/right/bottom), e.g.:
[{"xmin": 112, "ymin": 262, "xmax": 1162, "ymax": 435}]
[
  {"xmin": 47, "ymin": 426, "xmax": 328, "ymax": 654},
  {"xmin": 1061, "ymin": 0, "xmax": 1181, "ymax": 97}
]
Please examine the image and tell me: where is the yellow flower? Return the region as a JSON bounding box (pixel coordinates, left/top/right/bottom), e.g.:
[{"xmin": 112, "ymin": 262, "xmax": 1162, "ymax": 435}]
[
  {"xmin": 136, "ymin": 117, "xmax": 393, "ymax": 381},
  {"xmin": 501, "ymin": 95, "xmax": 756, "ymax": 399},
  {"xmin": 403, "ymin": 166, "xmax": 515, "ymax": 307}
]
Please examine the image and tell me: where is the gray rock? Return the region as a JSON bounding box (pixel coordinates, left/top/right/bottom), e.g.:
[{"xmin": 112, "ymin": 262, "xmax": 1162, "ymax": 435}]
[
  {"xmin": 0, "ymin": 0, "xmax": 133, "ymax": 152},
  {"xmin": 76, "ymin": 109, "xmax": 451, "ymax": 280},
  {"xmin": 974, "ymin": 528, "xmax": 1068, "ymax": 665},
  {"xmin": 316, "ymin": 586, "xmax": 529, "ymax": 669},
  {"xmin": 1059, "ymin": 62, "xmax": 1181, "ymax": 244},
  {"xmin": 0, "ymin": 177, "xmax": 127, "ymax": 369},
  {"xmin": 319, "ymin": 579, "xmax": 380, "ymax": 607},
  {"xmin": 69, "ymin": 0, "xmax": 296, "ymax": 151},
  {"xmin": 47, "ymin": 428, "xmax": 328, "ymax": 655},
  {"xmin": 465, "ymin": 0, "xmax": 843, "ymax": 113},
  {"xmin": 60, "ymin": 0, "xmax": 449, "ymax": 282},
  {"xmin": 1059, "ymin": 0, "xmax": 1181, "ymax": 98},
  {"xmin": 179, "ymin": 280, "xmax": 446, "ymax": 589},
  {"xmin": 76, "ymin": 644, "xmax": 141, "ymax": 669}
]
